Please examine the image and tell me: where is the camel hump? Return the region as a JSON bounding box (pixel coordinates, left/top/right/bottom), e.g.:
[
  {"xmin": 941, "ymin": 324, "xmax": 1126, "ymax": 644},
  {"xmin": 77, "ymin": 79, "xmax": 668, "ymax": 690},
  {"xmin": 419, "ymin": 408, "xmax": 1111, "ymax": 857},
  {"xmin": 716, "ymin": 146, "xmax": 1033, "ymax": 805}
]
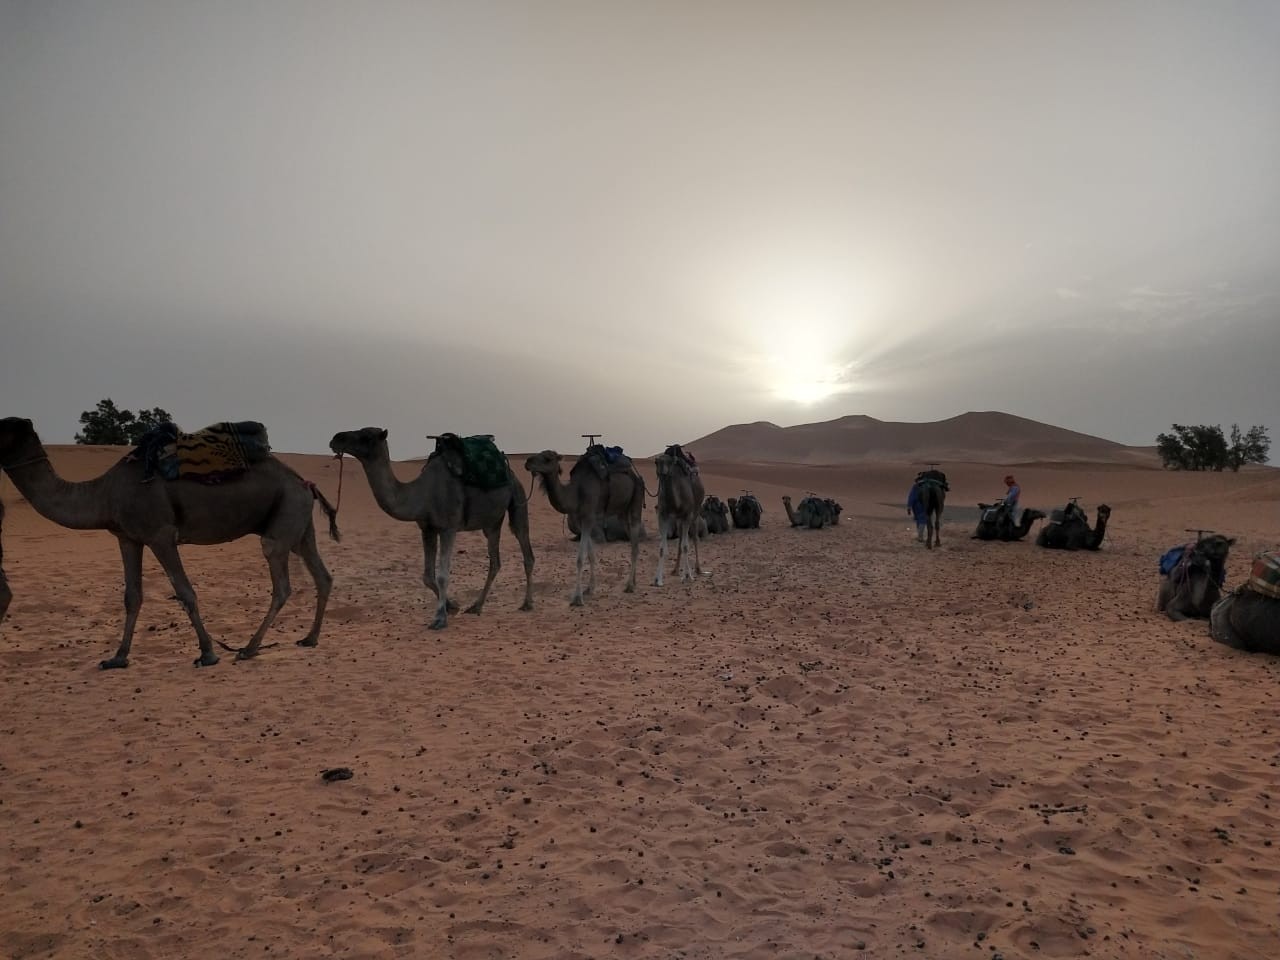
[
  {"xmin": 131, "ymin": 420, "xmax": 271, "ymax": 484},
  {"xmin": 429, "ymin": 433, "xmax": 511, "ymax": 490}
]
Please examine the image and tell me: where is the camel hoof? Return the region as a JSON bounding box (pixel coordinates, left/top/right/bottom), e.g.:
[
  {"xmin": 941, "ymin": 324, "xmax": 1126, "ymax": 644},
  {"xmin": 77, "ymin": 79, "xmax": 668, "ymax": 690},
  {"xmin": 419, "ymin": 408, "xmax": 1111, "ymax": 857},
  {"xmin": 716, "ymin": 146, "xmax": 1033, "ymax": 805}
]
[
  {"xmin": 464, "ymin": 604, "xmax": 483, "ymax": 615},
  {"xmin": 194, "ymin": 652, "xmax": 220, "ymax": 668},
  {"xmin": 428, "ymin": 617, "xmax": 448, "ymax": 631},
  {"xmin": 445, "ymin": 600, "xmax": 460, "ymax": 614},
  {"xmin": 297, "ymin": 637, "xmax": 318, "ymax": 648},
  {"xmin": 569, "ymin": 596, "xmax": 584, "ymax": 607},
  {"xmin": 623, "ymin": 583, "xmax": 635, "ymax": 594},
  {"xmin": 235, "ymin": 647, "xmax": 259, "ymax": 662},
  {"xmin": 99, "ymin": 657, "xmax": 129, "ymax": 670},
  {"xmin": 519, "ymin": 601, "xmax": 534, "ymax": 612}
]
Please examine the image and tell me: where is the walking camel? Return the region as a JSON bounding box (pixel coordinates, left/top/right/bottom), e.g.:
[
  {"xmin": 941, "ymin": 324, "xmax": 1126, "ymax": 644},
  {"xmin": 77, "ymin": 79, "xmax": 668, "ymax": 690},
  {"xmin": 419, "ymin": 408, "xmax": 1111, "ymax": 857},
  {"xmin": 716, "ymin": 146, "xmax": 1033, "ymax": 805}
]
[
  {"xmin": 0, "ymin": 416, "xmax": 338, "ymax": 668},
  {"xmin": 524, "ymin": 448, "xmax": 645, "ymax": 605},
  {"xmin": 654, "ymin": 445, "xmax": 705, "ymax": 585},
  {"xmin": 329, "ymin": 428, "xmax": 534, "ymax": 630}
]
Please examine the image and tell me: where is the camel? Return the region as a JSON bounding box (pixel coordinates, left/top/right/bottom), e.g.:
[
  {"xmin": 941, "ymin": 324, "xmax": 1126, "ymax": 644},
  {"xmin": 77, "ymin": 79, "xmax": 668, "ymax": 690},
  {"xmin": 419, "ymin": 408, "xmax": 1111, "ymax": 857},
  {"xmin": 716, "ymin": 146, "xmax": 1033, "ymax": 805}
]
[
  {"xmin": 1157, "ymin": 534, "xmax": 1234, "ymax": 621},
  {"xmin": 525, "ymin": 448, "xmax": 645, "ymax": 605},
  {"xmin": 825, "ymin": 498, "xmax": 844, "ymax": 525},
  {"xmin": 654, "ymin": 446, "xmax": 705, "ymax": 585},
  {"xmin": 1036, "ymin": 502, "xmax": 1111, "ymax": 551},
  {"xmin": 661, "ymin": 509, "xmax": 707, "ymax": 540},
  {"xmin": 728, "ymin": 493, "xmax": 762, "ymax": 529},
  {"xmin": 0, "ymin": 416, "xmax": 338, "ymax": 668},
  {"xmin": 0, "ymin": 500, "xmax": 10, "ymax": 624},
  {"xmin": 701, "ymin": 496, "xmax": 731, "ymax": 534},
  {"xmin": 330, "ymin": 428, "xmax": 534, "ymax": 630},
  {"xmin": 1211, "ymin": 571, "xmax": 1280, "ymax": 655},
  {"xmin": 916, "ymin": 478, "xmax": 945, "ymax": 549},
  {"xmin": 782, "ymin": 494, "xmax": 835, "ymax": 529},
  {"xmin": 973, "ymin": 505, "xmax": 1047, "ymax": 542}
]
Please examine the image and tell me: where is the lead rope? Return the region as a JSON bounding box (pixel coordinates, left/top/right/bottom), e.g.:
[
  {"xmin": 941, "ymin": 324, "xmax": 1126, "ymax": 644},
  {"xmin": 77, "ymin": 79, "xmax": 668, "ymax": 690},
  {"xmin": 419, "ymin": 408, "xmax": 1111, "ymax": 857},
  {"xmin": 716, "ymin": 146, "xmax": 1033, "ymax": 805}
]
[{"xmin": 334, "ymin": 452, "xmax": 345, "ymax": 514}]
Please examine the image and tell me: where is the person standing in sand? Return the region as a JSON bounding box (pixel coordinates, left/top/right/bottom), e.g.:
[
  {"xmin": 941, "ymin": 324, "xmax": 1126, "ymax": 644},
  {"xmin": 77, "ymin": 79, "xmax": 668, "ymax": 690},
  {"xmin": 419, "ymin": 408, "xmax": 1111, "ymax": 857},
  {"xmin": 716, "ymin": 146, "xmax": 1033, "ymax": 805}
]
[{"xmin": 907, "ymin": 477, "xmax": 927, "ymax": 542}]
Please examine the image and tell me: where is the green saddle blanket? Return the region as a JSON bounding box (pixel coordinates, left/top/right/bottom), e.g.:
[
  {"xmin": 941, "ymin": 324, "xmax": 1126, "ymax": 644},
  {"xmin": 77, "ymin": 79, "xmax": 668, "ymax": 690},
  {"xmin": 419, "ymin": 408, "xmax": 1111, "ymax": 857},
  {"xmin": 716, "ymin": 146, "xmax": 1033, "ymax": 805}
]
[{"xmin": 431, "ymin": 433, "xmax": 511, "ymax": 490}]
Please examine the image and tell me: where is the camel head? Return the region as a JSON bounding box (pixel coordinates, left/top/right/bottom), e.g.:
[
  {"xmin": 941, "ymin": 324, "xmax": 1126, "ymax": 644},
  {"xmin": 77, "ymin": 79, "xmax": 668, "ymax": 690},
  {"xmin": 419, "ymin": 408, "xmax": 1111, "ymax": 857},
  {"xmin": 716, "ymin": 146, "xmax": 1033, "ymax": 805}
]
[
  {"xmin": 1096, "ymin": 505, "xmax": 1112, "ymax": 521},
  {"xmin": 1196, "ymin": 534, "xmax": 1234, "ymax": 564},
  {"xmin": 0, "ymin": 417, "xmax": 38, "ymax": 466},
  {"xmin": 781, "ymin": 495, "xmax": 792, "ymax": 504},
  {"xmin": 524, "ymin": 450, "xmax": 563, "ymax": 477},
  {"xmin": 329, "ymin": 427, "xmax": 389, "ymax": 462}
]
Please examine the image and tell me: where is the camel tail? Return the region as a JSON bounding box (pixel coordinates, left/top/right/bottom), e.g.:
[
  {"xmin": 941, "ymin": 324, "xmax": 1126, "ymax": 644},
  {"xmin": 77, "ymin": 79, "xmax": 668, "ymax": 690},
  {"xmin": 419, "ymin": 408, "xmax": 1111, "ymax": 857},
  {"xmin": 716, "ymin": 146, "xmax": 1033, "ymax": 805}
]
[{"xmin": 308, "ymin": 483, "xmax": 342, "ymax": 542}]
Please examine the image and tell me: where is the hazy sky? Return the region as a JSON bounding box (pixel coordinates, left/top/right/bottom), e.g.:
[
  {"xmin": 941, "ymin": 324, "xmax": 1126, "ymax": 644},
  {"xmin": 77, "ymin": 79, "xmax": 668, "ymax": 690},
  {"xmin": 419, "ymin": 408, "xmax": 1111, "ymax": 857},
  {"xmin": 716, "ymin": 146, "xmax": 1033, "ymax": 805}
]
[{"xmin": 2, "ymin": 1, "xmax": 1277, "ymax": 457}]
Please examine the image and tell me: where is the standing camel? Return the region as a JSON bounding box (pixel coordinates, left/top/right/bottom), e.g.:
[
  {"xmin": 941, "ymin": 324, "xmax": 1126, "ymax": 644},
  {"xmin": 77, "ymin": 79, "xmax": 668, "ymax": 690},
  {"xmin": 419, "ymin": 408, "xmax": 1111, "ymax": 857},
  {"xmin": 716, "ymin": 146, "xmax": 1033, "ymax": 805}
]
[
  {"xmin": 329, "ymin": 428, "xmax": 534, "ymax": 630},
  {"xmin": 524, "ymin": 449, "xmax": 645, "ymax": 605},
  {"xmin": 918, "ymin": 476, "xmax": 945, "ymax": 549},
  {"xmin": 0, "ymin": 416, "xmax": 338, "ymax": 668},
  {"xmin": 0, "ymin": 500, "xmax": 11, "ymax": 624},
  {"xmin": 654, "ymin": 446, "xmax": 705, "ymax": 585}
]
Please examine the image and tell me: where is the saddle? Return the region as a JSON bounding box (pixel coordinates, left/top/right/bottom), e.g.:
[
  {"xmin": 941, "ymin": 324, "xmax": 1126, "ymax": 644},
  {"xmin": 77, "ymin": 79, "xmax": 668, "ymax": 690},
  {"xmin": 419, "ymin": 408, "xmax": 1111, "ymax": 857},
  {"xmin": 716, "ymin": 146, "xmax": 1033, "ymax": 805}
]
[
  {"xmin": 130, "ymin": 421, "xmax": 271, "ymax": 484},
  {"xmin": 916, "ymin": 469, "xmax": 949, "ymax": 491},
  {"xmin": 659, "ymin": 444, "xmax": 698, "ymax": 477},
  {"xmin": 1247, "ymin": 551, "xmax": 1280, "ymax": 599},
  {"xmin": 428, "ymin": 433, "xmax": 511, "ymax": 490},
  {"xmin": 580, "ymin": 443, "xmax": 634, "ymax": 481}
]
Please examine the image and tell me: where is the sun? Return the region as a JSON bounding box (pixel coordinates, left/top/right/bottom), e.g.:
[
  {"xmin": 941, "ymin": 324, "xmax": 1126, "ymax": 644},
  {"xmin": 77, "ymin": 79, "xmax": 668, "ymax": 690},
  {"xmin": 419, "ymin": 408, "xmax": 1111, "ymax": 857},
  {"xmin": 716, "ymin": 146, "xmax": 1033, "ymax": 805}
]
[{"xmin": 774, "ymin": 374, "xmax": 844, "ymax": 405}]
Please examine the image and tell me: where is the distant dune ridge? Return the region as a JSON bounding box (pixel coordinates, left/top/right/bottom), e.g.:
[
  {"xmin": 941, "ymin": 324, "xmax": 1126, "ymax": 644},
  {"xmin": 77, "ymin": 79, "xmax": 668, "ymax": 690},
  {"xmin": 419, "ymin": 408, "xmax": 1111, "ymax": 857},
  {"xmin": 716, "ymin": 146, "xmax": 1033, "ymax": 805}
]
[{"xmin": 686, "ymin": 410, "xmax": 1157, "ymax": 465}]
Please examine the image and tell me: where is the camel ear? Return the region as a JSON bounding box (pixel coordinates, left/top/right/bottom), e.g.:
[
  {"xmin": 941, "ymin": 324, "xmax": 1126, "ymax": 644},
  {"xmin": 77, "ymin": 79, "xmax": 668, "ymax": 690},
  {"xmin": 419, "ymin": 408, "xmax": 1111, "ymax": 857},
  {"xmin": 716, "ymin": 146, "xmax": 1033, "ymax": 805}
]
[{"xmin": 377, "ymin": 429, "xmax": 388, "ymax": 441}]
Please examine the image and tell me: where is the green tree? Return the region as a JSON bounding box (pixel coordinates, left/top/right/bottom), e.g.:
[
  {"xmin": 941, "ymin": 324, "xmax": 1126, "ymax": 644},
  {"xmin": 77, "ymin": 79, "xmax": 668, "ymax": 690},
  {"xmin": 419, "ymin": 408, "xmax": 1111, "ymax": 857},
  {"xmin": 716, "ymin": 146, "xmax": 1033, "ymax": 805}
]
[
  {"xmin": 1157, "ymin": 422, "xmax": 1269, "ymax": 471},
  {"xmin": 1227, "ymin": 423, "xmax": 1271, "ymax": 471},
  {"xmin": 75, "ymin": 399, "xmax": 173, "ymax": 446}
]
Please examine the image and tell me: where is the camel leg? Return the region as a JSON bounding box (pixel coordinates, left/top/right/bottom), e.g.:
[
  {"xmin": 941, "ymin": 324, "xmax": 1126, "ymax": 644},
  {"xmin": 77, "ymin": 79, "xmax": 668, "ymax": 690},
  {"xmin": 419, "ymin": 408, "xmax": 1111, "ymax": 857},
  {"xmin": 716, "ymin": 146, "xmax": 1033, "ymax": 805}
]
[
  {"xmin": 570, "ymin": 529, "xmax": 590, "ymax": 606},
  {"xmin": 100, "ymin": 537, "xmax": 145, "ymax": 670},
  {"xmin": 148, "ymin": 539, "xmax": 219, "ymax": 668},
  {"xmin": 294, "ymin": 524, "xmax": 332, "ymax": 647},
  {"xmin": 654, "ymin": 514, "xmax": 669, "ymax": 587},
  {"xmin": 420, "ymin": 527, "xmax": 459, "ymax": 616},
  {"xmin": 512, "ymin": 506, "xmax": 535, "ymax": 613},
  {"xmin": 466, "ymin": 525, "xmax": 502, "ymax": 615},
  {"xmin": 584, "ymin": 526, "xmax": 597, "ymax": 597},
  {"xmin": 690, "ymin": 518, "xmax": 704, "ymax": 576},
  {"xmin": 429, "ymin": 529, "xmax": 457, "ymax": 630},
  {"xmin": 678, "ymin": 522, "xmax": 694, "ymax": 583},
  {"xmin": 237, "ymin": 540, "xmax": 292, "ymax": 661},
  {"xmin": 624, "ymin": 523, "xmax": 639, "ymax": 593}
]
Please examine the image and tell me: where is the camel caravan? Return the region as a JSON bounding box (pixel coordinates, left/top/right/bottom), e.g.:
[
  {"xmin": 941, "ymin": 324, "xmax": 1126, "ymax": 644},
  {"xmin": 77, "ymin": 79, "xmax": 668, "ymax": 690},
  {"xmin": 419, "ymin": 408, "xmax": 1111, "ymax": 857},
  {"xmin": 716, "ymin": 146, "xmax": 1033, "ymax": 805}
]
[{"xmin": 1, "ymin": 415, "xmax": 1276, "ymax": 666}]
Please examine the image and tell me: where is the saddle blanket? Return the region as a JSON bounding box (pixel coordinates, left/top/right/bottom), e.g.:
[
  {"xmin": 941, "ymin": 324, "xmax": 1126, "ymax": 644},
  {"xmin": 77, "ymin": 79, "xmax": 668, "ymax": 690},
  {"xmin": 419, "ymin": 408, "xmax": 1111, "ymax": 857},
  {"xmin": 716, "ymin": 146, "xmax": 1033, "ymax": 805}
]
[
  {"xmin": 132, "ymin": 421, "xmax": 270, "ymax": 483},
  {"xmin": 431, "ymin": 434, "xmax": 511, "ymax": 491},
  {"xmin": 1248, "ymin": 552, "xmax": 1280, "ymax": 599}
]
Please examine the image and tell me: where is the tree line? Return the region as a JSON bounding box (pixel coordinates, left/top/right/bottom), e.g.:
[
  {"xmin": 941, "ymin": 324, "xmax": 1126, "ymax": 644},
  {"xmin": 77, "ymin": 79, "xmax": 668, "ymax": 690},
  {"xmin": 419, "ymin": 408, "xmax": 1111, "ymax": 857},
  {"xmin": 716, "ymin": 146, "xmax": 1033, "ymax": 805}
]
[
  {"xmin": 75, "ymin": 398, "xmax": 174, "ymax": 446},
  {"xmin": 1156, "ymin": 423, "xmax": 1270, "ymax": 472}
]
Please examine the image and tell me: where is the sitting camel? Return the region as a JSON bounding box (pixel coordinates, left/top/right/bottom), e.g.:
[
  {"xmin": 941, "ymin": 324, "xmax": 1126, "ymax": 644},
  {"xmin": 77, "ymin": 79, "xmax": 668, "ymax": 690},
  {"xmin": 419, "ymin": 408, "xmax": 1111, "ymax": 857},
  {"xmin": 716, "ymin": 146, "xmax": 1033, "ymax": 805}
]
[
  {"xmin": 525, "ymin": 448, "xmax": 645, "ymax": 605},
  {"xmin": 973, "ymin": 504, "xmax": 1047, "ymax": 542},
  {"xmin": 568, "ymin": 514, "xmax": 648, "ymax": 542},
  {"xmin": 1157, "ymin": 534, "xmax": 1234, "ymax": 621},
  {"xmin": 660, "ymin": 507, "xmax": 707, "ymax": 540},
  {"xmin": 782, "ymin": 494, "xmax": 835, "ymax": 529},
  {"xmin": 654, "ymin": 445, "xmax": 705, "ymax": 585},
  {"xmin": 728, "ymin": 493, "xmax": 762, "ymax": 529},
  {"xmin": 330, "ymin": 428, "xmax": 534, "ymax": 630},
  {"xmin": 1211, "ymin": 553, "xmax": 1280, "ymax": 654},
  {"xmin": 1036, "ymin": 502, "xmax": 1111, "ymax": 551},
  {"xmin": 701, "ymin": 496, "xmax": 731, "ymax": 535},
  {"xmin": 0, "ymin": 416, "xmax": 338, "ymax": 668},
  {"xmin": 0, "ymin": 500, "xmax": 10, "ymax": 624}
]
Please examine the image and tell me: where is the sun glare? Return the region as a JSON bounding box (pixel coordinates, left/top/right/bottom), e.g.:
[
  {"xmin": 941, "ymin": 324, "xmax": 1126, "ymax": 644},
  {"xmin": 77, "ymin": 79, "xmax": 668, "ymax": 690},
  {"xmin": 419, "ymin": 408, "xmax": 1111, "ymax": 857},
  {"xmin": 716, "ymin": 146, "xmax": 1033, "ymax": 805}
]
[{"xmin": 772, "ymin": 363, "xmax": 851, "ymax": 405}]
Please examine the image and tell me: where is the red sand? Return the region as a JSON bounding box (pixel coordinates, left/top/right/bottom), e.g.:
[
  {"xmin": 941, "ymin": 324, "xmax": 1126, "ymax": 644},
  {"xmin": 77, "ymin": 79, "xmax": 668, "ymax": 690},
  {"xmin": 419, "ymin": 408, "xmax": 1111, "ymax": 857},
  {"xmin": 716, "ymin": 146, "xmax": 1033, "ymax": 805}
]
[{"xmin": 1, "ymin": 444, "xmax": 1278, "ymax": 959}]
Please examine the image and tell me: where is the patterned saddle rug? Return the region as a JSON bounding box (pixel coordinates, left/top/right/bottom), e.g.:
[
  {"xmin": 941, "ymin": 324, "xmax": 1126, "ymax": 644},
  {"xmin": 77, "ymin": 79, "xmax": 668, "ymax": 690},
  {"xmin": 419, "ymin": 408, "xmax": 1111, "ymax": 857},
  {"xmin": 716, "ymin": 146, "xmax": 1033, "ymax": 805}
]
[
  {"xmin": 1160, "ymin": 541, "xmax": 1227, "ymax": 588},
  {"xmin": 1247, "ymin": 552, "xmax": 1280, "ymax": 599},
  {"xmin": 131, "ymin": 421, "xmax": 271, "ymax": 483},
  {"xmin": 429, "ymin": 433, "xmax": 511, "ymax": 491},
  {"xmin": 660, "ymin": 444, "xmax": 698, "ymax": 476}
]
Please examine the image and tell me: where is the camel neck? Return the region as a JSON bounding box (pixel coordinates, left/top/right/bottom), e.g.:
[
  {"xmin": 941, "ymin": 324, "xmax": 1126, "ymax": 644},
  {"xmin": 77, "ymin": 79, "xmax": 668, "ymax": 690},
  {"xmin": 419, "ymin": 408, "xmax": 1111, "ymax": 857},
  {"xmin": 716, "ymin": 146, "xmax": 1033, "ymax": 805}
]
[
  {"xmin": 3, "ymin": 452, "xmax": 113, "ymax": 530},
  {"xmin": 536, "ymin": 469, "xmax": 574, "ymax": 516},
  {"xmin": 355, "ymin": 452, "xmax": 426, "ymax": 522}
]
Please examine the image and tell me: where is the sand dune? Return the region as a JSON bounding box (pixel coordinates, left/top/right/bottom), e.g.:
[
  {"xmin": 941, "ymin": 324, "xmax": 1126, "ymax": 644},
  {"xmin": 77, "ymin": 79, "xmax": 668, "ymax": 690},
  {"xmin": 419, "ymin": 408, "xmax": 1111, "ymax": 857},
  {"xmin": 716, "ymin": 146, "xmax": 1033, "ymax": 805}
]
[
  {"xmin": 1, "ymin": 443, "xmax": 1278, "ymax": 959},
  {"xmin": 687, "ymin": 411, "xmax": 1155, "ymax": 465}
]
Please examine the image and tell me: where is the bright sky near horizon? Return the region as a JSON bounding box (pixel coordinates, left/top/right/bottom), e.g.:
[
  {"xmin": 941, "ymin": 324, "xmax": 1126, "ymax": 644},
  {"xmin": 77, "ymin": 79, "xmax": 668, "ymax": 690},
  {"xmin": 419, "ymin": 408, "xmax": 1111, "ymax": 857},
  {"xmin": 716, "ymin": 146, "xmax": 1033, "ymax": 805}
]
[{"xmin": 1, "ymin": 1, "xmax": 1277, "ymax": 457}]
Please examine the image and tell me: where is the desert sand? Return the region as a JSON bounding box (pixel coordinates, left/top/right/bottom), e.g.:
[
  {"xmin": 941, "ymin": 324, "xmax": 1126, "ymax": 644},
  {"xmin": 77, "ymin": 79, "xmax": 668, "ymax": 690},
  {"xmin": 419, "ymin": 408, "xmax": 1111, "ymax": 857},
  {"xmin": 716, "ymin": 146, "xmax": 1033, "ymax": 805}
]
[{"xmin": 2, "ymin": 440, "xmax": 1279, "ymax": 960}]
